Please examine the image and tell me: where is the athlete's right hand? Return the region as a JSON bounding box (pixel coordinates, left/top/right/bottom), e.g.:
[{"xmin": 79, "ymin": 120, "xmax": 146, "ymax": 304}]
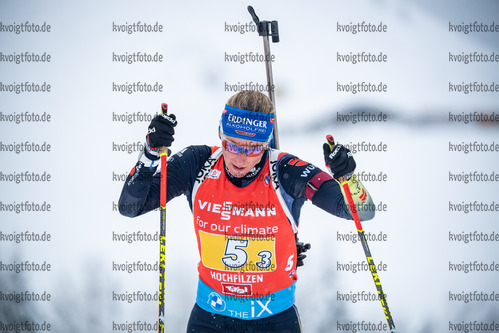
[{"xmin": 146, "ymin": 113, "xmax": 177, "ymax": 157}]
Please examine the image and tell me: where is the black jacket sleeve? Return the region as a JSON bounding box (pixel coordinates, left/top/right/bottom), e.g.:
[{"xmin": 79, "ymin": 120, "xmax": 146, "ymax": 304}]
[
  {"xmin": 118, "ymin": 145, "xmax": 212, "ymax": 217},
  {"xmin": 276, "ymin": 153, "xmax": 375, "ymax": 222}
]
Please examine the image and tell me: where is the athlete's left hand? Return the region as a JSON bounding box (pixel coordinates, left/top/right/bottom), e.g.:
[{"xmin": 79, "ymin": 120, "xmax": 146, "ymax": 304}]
[{"xmin": 322, "ymin": 136, "xmax": 356, "ymax": 180}]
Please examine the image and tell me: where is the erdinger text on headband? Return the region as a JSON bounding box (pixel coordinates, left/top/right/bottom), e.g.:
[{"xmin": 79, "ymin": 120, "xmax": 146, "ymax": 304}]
[{"xmin": 221, "ymin": 105, "xmax": 274, "ymax": 143}]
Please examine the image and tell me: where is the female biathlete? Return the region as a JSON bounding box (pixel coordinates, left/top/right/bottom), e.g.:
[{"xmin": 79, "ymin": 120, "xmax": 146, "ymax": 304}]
[{"xmin": 119, "ymin": 90, "xmax": 375, "ymax": 332}]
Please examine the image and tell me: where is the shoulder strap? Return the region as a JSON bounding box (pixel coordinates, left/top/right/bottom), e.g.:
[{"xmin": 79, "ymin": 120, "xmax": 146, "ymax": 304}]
[
  {"xmin": 191, "ymin": 147, "xmax": 223, "ymax": 203},
  {"xmin": 269, "ymin": 149, "xmax": 298, "ymax": 234}
]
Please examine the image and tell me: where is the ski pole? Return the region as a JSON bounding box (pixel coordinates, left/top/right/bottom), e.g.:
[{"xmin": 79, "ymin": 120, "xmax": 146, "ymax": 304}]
[
  {"xmin": 247, "ymin": 5, "xmax": 280, "ymax": 149},
  {"xmin": 327, "ymin": 135, "xmax": 397, "ymax": 333},
  {"xmin": 158, "ymin": 103, "xmax": 168, "ymax": 333},
  {"xmin": 248, "ymin": 5, "xmax": 312, "ymax": 269}
]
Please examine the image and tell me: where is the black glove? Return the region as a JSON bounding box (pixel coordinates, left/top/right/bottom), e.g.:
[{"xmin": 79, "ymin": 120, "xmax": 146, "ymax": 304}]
[
  {"xmin": 323, "ymin": 137, "xmax": 356, "ymax": 180},
  {"xmin": 146, "ymin": 113, "xmax": 177, "ymax": 157},
  {"xmin": 296, "ymin": 238, "xmax": 311, "ymax": 268}
]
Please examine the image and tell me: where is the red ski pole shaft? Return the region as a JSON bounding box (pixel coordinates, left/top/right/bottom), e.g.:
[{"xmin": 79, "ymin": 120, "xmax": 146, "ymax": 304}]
[
  {"xmin": 158, "ymin": 103, "xmax": 168, "ymax": 333},
  {"xmin": 327, "ymin": 135, "xmax": 397, "ymax": 333}
]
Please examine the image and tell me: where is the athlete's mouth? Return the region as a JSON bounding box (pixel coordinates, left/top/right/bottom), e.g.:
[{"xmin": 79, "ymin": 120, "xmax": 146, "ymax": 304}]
[{"xmin": 232, "ymin": 164, "xmax": 245, "ymax": 172}]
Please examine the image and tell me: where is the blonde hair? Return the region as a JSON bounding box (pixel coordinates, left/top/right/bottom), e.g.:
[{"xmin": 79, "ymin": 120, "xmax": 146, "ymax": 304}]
[{"xmin": 226, "ymin": 90, "xmax": 274, "ymax": 114}]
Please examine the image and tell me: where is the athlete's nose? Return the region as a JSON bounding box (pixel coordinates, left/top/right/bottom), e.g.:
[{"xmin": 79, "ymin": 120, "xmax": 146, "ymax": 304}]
[{"xmin": 234, "ymin": 152, "xmax": 248, "ymax": 163}]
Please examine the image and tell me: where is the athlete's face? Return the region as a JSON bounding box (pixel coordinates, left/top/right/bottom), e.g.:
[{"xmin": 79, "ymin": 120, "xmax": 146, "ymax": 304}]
[{"xmin": 221, "ymin": 134, "xmax": 267, "ymax": 178}]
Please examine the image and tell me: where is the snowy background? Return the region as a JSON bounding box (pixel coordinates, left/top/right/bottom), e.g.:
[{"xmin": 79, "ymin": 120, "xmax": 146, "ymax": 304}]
[{"xmin": 1, "ymin": 0, "xmax": 499, "ymax": 332}]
